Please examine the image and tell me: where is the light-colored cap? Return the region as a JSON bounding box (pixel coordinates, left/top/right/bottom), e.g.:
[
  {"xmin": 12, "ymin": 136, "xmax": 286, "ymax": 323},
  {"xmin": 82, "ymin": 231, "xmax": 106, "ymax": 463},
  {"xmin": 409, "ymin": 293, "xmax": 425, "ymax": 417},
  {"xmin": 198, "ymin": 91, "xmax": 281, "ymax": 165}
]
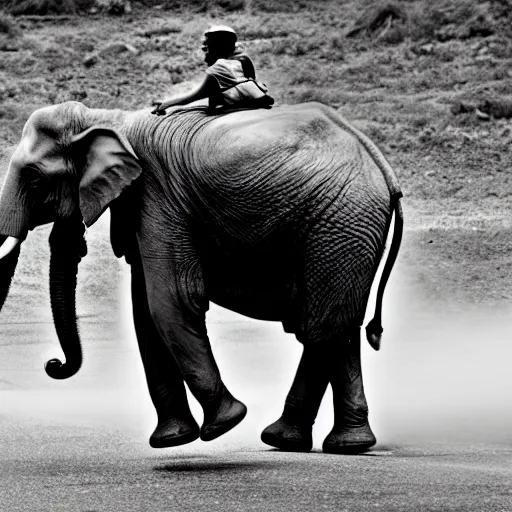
[{"xmin": 204, "ymin": 25, "xmax": 237, "ymax": 38}]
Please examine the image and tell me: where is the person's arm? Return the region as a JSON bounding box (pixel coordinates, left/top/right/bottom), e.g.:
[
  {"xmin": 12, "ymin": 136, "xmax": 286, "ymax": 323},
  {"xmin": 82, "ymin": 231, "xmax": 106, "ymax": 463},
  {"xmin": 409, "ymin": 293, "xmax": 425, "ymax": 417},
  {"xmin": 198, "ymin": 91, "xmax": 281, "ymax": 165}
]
[
  {"xmin": 152, "ymin": 75, "xmax": 217, "ymax": 114},
  {"xmin": 240, "ymin": 55, "xmax": 256, "ymax": 80}
]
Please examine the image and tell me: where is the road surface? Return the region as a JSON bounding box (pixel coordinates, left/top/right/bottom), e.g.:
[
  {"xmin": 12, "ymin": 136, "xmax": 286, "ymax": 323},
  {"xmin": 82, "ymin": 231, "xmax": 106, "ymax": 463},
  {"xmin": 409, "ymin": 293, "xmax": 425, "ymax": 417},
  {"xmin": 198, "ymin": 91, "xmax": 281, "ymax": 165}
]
[{"xmin": 1, "ymin": 230, "xmax": 512, "ymax": 511}]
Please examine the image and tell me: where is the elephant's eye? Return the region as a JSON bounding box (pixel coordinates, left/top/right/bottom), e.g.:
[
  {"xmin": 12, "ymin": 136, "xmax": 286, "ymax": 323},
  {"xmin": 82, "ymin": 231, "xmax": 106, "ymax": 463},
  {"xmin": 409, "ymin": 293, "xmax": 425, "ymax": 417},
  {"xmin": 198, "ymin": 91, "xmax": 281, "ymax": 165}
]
[
  {"xmin": 20, "ymin": 164, "xmax": 49, "ymax": 196},
  {"xmin": 21, "ymin": 164, "xmax": 44, "ymax": 181},
  {"xmin": 40, "ymin": 127, "xmax": 58, "ymax": 139}
]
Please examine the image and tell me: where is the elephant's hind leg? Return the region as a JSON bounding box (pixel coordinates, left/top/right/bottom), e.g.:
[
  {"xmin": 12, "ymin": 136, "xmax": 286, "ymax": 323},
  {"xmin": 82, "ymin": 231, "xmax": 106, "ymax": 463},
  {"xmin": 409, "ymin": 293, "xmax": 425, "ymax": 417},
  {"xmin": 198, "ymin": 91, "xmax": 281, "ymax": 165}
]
[
  {"xmin": 322, "ymin": 329, "xmax": 376, "ymax": 454},
  {"xmin": 261, "ymin": 343, "xmax": 329, "ymax": 452},
  {"xmin": 130, "ymin": 251, "xmax": 199, "ymax": 448}
]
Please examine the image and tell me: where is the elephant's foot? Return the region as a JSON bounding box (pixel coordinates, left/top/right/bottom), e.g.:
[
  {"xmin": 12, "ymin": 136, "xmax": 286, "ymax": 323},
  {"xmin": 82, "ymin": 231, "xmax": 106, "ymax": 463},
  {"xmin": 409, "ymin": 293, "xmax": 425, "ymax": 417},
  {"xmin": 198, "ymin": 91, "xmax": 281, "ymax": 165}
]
[
  {"xmin": 149, "ymin": 414, "xmax": 200, "ymax": 448},
  {"xmin": 260, "ymin": 416, "xmax": 313, "ymax": 452},
  {"xmin": 322, "ymin": 422, "xmax": 376, "ymax": 454},
  {"xmin": 200, "ymin": 387, "xmax": 247, "ymax": 442}
]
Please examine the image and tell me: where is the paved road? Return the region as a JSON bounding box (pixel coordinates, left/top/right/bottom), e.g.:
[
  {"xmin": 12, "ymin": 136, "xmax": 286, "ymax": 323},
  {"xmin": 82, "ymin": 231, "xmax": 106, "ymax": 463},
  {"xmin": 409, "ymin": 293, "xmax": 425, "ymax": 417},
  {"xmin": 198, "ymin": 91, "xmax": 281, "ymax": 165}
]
[{"xmin": 1, "ymin": 260, "xmax": 512, "ymax": 510}]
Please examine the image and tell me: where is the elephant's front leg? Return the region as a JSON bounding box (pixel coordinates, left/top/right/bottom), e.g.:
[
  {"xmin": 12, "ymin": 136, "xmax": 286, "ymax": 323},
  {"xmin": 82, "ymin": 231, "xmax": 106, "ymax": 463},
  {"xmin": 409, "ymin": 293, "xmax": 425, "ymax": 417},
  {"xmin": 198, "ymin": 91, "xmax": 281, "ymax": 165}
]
[
  {"xmin": 322, "ymin": 329, "xmax": 376, "ymax": 454},
  {"xmin": 142, "ymin": 256, "xmax": 247, "ymax": 441},
  {"xmin": 261, "ymin": 344, "xmax": 329, "ymax": 452},
  {"xmin": 129, "ymin": 248, "xmax": 200, "ymax": 448}
]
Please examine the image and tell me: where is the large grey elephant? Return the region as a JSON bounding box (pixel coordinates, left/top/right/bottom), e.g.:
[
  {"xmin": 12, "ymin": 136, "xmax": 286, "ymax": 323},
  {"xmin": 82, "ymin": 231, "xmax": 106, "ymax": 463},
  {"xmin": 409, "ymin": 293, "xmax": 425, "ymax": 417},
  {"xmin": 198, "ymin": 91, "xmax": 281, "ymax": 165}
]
[{"xmin": 0, "ymin": 101, "xmax": 402, "ymax": 454}]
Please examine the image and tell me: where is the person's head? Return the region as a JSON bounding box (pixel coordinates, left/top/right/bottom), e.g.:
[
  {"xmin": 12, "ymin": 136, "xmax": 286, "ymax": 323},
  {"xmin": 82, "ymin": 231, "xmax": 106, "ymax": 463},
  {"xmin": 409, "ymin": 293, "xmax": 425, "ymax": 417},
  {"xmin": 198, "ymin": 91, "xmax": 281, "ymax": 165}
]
[{"xmin": 202, "ymin": 25, "xmax": 237, "ymax": 65}]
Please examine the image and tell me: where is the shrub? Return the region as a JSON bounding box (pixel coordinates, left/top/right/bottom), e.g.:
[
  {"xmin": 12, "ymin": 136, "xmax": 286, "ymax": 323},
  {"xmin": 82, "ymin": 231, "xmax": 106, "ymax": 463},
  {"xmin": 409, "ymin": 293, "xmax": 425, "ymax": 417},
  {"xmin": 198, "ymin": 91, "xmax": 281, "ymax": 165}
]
[
  {"xmin": 136, "ymin": 0, "xmax": 202, "ymax": 7},
  {"xmin": 346, "ymin": 3, "xmax": 408, "ymax": 38},
  {"xmin": 0, "ymin": 12, "xmax": 22, "ymax": 50},
  {"xmin": 408, "ymin": 0, "xmax": 493, "ymax": 41},
  {"xmin": 135, "ymin": 0, "xmax": 245, "ymax": 11},
  {"xmin": 217, "ymin": 0, "xmax": 245, "ymax": 11},
  {"xmin": 0, "ymin": 14, "xmax": 20, "ymax": 35}
]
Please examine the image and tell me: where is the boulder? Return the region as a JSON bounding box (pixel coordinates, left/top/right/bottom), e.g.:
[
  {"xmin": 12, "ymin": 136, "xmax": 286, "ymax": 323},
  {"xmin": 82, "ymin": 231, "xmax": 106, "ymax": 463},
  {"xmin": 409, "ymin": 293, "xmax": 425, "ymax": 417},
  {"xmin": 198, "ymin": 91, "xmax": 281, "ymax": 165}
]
[{"xmin": 478, "ymin": 98, "xmax": 512, "ymax": 119}]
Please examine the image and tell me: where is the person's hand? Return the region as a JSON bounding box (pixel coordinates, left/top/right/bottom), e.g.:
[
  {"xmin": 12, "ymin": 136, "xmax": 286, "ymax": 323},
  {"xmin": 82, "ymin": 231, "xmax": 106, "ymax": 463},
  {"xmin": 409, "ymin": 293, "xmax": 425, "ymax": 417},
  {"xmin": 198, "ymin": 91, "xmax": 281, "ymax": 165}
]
[{"xmin": 151, "ymin": 100, "xmax": 167, "ymax": 116}]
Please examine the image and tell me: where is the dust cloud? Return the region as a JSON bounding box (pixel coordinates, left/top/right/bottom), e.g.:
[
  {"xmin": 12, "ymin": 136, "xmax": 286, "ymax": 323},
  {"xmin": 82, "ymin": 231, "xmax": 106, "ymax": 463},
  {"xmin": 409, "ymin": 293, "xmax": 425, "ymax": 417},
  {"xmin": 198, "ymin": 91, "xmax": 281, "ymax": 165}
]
[{"xmin": 2, "ymin": 227, "xmax": 511, "ymax": 451}]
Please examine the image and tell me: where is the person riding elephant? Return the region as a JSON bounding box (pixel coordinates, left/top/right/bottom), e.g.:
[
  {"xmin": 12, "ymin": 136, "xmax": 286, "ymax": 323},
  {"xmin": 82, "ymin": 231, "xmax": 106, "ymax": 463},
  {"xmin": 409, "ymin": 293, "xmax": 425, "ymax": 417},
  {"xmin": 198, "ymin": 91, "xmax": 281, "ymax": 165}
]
[
  {"xmin": 0, "ymin": 100, "xmax": 402, "ymax": 454},
  {"xmin": 151, "ymin": 25, "xmax": 274, "ymax": 115}
]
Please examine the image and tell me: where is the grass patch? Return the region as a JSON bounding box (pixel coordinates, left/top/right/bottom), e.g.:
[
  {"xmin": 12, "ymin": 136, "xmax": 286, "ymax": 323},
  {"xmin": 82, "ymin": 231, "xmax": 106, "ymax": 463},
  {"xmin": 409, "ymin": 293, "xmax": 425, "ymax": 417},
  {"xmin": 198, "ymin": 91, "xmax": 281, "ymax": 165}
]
[
  {"xmin": 1, "ymin": 0, "xmax": 94, "ymax": 15},
  {"xmin": 138, "ymin": 25, "xmax": 182, "ymax": 38},
  {"xmin": 251, "ymin": 0, "xmax": 313, "ymax": 13}
]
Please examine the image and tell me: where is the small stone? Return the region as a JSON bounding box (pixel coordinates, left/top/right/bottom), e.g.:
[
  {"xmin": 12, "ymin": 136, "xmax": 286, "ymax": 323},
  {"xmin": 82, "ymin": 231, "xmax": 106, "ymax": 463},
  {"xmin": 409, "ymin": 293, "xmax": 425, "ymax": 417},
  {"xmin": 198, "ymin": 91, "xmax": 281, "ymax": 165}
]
[
  {"xmin": 100, "ymin": 42, "xmax": 138, "ymax": 56},
  {"xmin": 83, "ymin": 53, "xmax": 99, "ymax": 67},
  {"xmin": 419, "ymin": 43, "xmax": 434, "ymax": 55},
  {"xmin": 475, "ymin": 108, "xmax": 490, "ymax": 121}
]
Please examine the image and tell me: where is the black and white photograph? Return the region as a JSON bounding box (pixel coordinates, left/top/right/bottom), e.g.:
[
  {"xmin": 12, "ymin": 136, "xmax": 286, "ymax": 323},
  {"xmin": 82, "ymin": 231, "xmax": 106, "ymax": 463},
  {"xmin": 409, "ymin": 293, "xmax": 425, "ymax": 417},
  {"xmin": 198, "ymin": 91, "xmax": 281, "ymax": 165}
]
[{"xmin": 0, "ymin": 0, "xmax": 511, "ymax": 510}]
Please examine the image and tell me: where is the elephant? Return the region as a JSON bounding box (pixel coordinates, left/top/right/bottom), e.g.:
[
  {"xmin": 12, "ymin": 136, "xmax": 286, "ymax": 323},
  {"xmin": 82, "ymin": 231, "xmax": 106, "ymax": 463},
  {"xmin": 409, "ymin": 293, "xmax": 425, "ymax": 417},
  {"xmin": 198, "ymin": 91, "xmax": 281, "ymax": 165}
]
[{"xmin": 0, "ymin": 100, "xmax": 403, "ymax": 454}]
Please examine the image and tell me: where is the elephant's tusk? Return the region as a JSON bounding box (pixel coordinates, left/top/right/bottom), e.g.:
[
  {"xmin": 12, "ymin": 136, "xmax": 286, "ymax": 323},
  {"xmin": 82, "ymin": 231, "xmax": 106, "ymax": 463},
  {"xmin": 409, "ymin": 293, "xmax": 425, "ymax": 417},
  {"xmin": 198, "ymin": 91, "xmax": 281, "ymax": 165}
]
[{"xmin": 0, "ymin": 236, "xmax": 20, "ymax": 260}]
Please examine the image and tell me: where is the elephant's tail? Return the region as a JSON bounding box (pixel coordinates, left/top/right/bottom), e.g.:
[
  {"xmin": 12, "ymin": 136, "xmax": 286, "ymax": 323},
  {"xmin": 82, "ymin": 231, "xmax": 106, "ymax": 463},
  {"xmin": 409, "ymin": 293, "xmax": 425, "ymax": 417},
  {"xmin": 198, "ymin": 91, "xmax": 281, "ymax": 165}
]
[{"xmin": 365, "ymin": 195, "xmax": 403, "ymax": 351}]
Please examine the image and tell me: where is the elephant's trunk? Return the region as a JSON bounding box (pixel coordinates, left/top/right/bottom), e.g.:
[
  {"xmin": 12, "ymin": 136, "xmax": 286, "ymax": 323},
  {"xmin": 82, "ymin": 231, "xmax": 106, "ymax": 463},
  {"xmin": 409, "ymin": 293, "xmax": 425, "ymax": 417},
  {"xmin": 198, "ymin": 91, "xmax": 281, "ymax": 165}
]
[
  {"xmin": 45, "ymin": 217, "xmax": 87, "ymax": 379},
  {"xmin": 0, "ymin": 235, "xmax": 21, "ymax": 312}
]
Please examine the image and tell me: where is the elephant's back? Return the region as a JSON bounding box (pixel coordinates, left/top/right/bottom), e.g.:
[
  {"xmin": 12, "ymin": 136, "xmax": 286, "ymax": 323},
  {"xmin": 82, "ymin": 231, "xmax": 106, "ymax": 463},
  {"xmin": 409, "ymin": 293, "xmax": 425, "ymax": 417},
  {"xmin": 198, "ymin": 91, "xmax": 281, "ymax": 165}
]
[
  {"xmin": 191, "ymin": 104, "xmax": 396, "ymax": 343},
  {"xmin": 200, "ymin": 103, "xmax": 392, "ymax": 197},
  {"xmin": 205, "ymin": 103, "xmax": 357, "ymax": 159},
  {"xmin": 193, "ymin": 103, "xmax": 392, "ymax": 229}
]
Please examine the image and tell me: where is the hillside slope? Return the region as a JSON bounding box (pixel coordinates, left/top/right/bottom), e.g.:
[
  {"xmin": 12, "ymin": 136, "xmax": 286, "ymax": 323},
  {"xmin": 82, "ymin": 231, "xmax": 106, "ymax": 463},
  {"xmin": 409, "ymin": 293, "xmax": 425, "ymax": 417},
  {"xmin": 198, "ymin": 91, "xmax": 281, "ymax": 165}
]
[{"xmin": 0, "ymin": 0, "xmax": 511, "ymax": 313}]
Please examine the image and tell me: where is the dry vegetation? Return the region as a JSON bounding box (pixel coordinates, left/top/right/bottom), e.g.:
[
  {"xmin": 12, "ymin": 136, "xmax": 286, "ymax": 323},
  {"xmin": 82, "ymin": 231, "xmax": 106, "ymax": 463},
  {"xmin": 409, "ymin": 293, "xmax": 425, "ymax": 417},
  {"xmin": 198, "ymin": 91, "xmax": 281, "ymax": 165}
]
[{"xmin": 1, "ymin": 0, "xmax": 512, "ymax": 318}]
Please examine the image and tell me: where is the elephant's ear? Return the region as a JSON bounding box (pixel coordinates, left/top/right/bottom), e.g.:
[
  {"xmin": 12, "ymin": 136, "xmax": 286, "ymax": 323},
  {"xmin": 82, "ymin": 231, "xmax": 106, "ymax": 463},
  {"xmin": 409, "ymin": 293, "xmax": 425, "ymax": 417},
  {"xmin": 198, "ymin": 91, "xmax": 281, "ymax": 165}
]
[{"xmin": 72, "ymin": 127, "xmax": 142, "ymax": 227}]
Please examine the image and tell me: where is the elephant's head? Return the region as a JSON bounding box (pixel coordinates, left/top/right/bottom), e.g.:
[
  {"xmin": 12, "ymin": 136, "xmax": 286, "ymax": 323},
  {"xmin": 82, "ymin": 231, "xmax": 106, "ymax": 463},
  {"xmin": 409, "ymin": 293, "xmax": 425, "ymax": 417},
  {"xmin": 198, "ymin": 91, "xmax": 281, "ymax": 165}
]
[{"xmin": 0, "ymin": 101, "xmax": 142, "ymax": 378}]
